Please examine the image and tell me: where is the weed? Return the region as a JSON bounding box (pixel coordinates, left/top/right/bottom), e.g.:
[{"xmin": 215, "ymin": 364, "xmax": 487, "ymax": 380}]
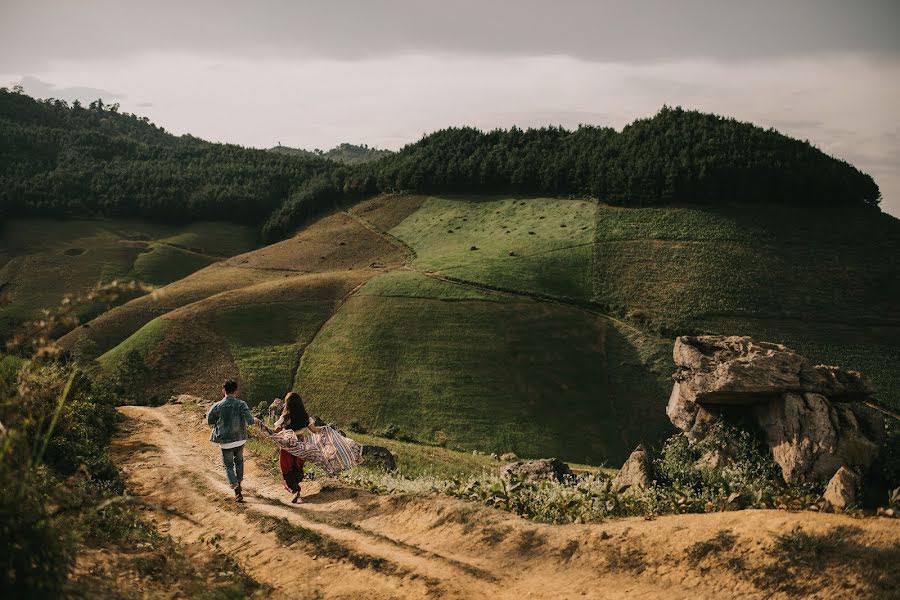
[
  {"xmin": 686, "ymin": 530, "xmax": 737, "ymax": 565},
  {"xmin": 480, "ymin": 526, "xmax": 511, "ymax": 545},
  {"xmin": 559, "ymin": 539, "xmax": 580, "ymax": 562},
  {"xmin": 516, "ymin": 529, "xmax": 546, "ymax": 555},
  {"xmin": 605, "ymin": 546, "xmax": 646, "ymax": 573}
]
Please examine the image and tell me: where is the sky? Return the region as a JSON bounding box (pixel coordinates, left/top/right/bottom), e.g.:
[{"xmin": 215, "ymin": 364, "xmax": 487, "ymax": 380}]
[{"xmin": 2, "ymin": 0, "xmax": 899, "ymax": 216}]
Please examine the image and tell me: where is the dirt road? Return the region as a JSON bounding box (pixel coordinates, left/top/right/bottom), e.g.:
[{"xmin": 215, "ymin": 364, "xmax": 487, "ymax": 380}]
[{"xmin": 112, "ymin": 405, "xmax": 900, "ymax": 599}]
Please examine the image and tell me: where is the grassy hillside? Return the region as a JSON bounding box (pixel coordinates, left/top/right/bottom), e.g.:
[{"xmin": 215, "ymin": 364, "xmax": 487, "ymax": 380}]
[
  {"xmin": 390, "ymin": 196, "xmax": 596, "ymax": 301},
  {"xmin": 590, "ymin": 204, "xmax": 900, "ymax": 408},
  {"xmin": 296, "ymin": 276, "xmax": 671, "ymax": 462},
  {"xmin": 0, "ymin": 219, "xmax": 257, "ymax": 341},
  {"xmin": 48, "ymin": 193, "xmax": 900, "ymax": 465}
]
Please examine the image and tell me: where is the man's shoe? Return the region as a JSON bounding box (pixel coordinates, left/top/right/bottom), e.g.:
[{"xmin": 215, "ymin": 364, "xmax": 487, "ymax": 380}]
[
  {"xmin": 234, "ymin": 485, "xmax": 244, "ymax": 503},
  {"xmin": 291, "ymin": 490, "xmax": 302, "ymax": 504}
]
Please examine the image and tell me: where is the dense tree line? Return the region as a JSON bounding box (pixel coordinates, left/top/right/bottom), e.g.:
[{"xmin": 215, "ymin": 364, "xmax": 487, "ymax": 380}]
[
  {"xmin": 368, "ymin": 108, "xmax": 881, "ymax": 208},
  {"xmin": 0, "ymin": 88, "xmax": 338, "ymax": 226},
  {"xmin": 1, "ymin": 88, "xmax": 881, "ymax": 242}
]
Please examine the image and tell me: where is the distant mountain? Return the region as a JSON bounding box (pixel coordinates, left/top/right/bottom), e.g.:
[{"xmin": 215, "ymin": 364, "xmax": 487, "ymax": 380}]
[{"xmin": 269, "ymin": 142, "xmax": 394, "ymax": 165}]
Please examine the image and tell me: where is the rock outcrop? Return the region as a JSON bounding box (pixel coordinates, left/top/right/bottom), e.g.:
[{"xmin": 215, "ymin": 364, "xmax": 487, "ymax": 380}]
[
  {"xmin": 500, "ymin": 458, "xmax": 572, "ymax": 483},
  {"xmin": 822, "ymin": 466, "xmax": 860, "ymax": 511},
  {"xmin": 612, "ymin": 445, "xmax": 651, "ymax": 493},
  {"xmin": 667, "ymin": 335, "xmax": 884, "ymax": 484}
]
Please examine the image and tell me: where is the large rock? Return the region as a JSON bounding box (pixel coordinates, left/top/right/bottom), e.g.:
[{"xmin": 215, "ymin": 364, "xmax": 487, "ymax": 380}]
[
  {"xmin": 754, "ymin": 393, "xmax": 883, "ymax": 483},
  {"xmin": 612, "ymin": 445, "xmax": 651, "ymax": 493},
  {"xmin": 500, "ymin": 458, "xmax": 572, "ymax": 483},
  {"xmin": 823, "ymin": 467, "xmax": 860, "ymax": 511},
  {"xmin": 668, "ymin": 335, "xmax": 883, "ymax": 484},
  {"xmin": 361, "ymin": 445, "xmax": 396, "ymax": 472}
]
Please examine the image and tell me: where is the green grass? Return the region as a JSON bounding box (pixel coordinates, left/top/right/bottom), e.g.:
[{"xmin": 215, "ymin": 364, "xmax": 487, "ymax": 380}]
[
  {"xmin": 593, "ymin": 205, "xmax": 900, "ymax": 328},
  {"xmin": 591, "ymin": 204, "xmax": 900, "ymax": 408},
  {"xmin": 295, "ymin": 293, "xmax": 670, "ymax": 464},
  {"xmin": 154, "ymin": 221, "xmax": 258, "ymax": 257},
  {"xmin": 0, "ymin": 219, "xmax": 257, "ymax": 340},
  {"xmin": 349, "ymin": 432, "xmax": 501, "ymax": 478},
  {"xmin": 358, "ymin": 270, "xmax": 510, "ymax": 302},
  {"xmin": 214, "ymin": 301, "xmax": 336, "ymax": 403},
  {"xmin": 97, "ymin": 317, "xmax": 170, "ymax": 368},
  {"xmin": 131, "ymin": 244, "xmax": 217, "ymax": 285},
  {"xmin": 390, "ymin": 196, "xmax": 596, "ymax": 300}
]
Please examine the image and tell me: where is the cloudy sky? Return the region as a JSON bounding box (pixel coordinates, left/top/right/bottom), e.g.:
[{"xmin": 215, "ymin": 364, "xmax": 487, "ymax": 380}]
[{"xmin": 2, "ymin": 0, "xmax": 899, "ymax": 215}]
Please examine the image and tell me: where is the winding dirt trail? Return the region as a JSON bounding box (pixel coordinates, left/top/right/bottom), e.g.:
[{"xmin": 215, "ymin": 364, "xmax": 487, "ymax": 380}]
[{"xmin": 113, "ymin": 404, "xmax": 900, "ymax": 600}]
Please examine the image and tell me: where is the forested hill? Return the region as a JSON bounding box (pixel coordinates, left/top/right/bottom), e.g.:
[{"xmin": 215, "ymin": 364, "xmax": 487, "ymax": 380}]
[
  {"xmin": 371, "ymin": 109, "xmax": 882, "ymax": 207},
  {"xmin": 0, "ymin": 89, "xmax": 338, "ymax": 224},
  {"xmin": 269, "ymin": 142, "xmax": 394, "ymax": 165},
  {"xmin": 0, "ymin": 88, "xmax": 882, "ymax": 240}
]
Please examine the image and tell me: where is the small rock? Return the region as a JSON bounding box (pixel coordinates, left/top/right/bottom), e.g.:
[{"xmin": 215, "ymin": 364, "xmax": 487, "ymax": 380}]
[
  {"xmin": 500, "ymin": 458, "xmax": 572, "ymax": 483},
  {"xmin": 612, "ymin": 445, "xmax": 651, "ymax": 493},
  {"xmin": 528, "ymin": 231, "xmax": 535, "ymax": 235},
  {"xmin": 508, "ymin": 251, "xmax": 517, "ymax": 257},
  {"xmin": 823, "ymin": 466, "xmax": 860, "ymax": 511},
  {"xmin": 362, "ymin": 445, "xmax": 396, "ymax": 471},
  {"xmin": 470, "ymin": 246, "xmax": 479, "ymax": 251},
  {"xmin": 599, "ymin": 531, "xmax": 611, "ymax": 540}
]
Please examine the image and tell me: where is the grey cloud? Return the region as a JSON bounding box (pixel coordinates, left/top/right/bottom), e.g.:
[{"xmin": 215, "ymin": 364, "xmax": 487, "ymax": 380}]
[
  {"xmin": 1, "ymin": 0, "xmax": 898, "ymax": 70},
  {"xmin": 14, "ymin": 75, "xmax": 123, "ymax": 104}
]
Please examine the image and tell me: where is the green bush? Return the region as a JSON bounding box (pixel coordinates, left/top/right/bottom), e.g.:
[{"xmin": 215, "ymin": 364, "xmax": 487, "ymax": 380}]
[
  {"xmin": 652, "ymin": 422, "xmax": 821, "ymax": 512},
  {"xmin": 0, "ymin": 362, "xmax": 124, "ymax": 597}
]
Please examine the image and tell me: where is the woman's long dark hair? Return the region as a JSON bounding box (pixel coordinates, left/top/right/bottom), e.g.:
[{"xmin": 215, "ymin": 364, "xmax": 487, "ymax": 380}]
[{"xmin": 281, "ymin": 392, "xmax": 309, "ymax": 430}]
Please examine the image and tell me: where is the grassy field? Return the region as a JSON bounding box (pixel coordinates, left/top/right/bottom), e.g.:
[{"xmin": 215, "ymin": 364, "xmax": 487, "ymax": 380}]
[
  {"xmin": 390, "ymin": 196, "xmax": 596, "ymax": 301},
  {"xmin": 295, "ymin": 283, "xmax": 671, "ymax": 464},
  {"xmin": 0, "ymin": 219, "xmax": 257, "ymax": 340}
]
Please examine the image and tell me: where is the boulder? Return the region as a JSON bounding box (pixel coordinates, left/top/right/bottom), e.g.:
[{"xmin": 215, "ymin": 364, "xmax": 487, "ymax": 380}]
[
  {"xmin": 361, "ymin": 445, "xmax": 396, "ymax": 472},
  {"xmin": 823, "ymin": 467, "xmax": 860, "ymax": 511},
  {"xmin": 500, "ymin": 458, "xmax": 572, "ymax": 483},
  {"xmin": 753, "ymin": 393, "xmax": 882, "ymax": 483},
  {"xmin": 668, "ymin": 335, "xmax": 883, "ymax": 484},
  {"xmin": 612, "ymin": 445, "xmax": 651, "ymax": 493},
  {"xmin": 168, "ymin": 394, "xmax": 207, "ymax": 406},
  {"xmin": 695, "ymin": 448, "xmax": 731, "ymax": 471}
]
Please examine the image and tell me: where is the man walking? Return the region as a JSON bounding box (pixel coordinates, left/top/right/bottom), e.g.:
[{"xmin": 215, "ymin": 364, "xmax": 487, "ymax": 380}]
[{"xmin": 207, "ymin": 379, "xmax": 255, "ymax": 502}]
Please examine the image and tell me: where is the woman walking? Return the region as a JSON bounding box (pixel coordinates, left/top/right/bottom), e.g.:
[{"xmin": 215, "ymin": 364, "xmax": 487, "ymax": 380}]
[
  {"xmin": 271, "ymin": 392, "xmax": 319, "ymax": 503},
  {"xmin": 259, "ymin": 392, "xmax": 364, "ymax": 503}
]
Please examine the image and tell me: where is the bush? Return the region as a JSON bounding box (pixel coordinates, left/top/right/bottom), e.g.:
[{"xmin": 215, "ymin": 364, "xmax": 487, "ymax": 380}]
[
  {"xmin": 0, "ymin": 361, "xmax": 124, "ymax": 597},
  {"xmin": 652, "ymin": 421, "xmax": 821, "ymax": 512}
]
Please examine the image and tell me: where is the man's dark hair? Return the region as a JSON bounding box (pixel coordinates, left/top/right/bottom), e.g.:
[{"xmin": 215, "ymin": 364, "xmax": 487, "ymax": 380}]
[{"xmin": 223, "ymin": 379, "xmax": 238, "ymax": 394}]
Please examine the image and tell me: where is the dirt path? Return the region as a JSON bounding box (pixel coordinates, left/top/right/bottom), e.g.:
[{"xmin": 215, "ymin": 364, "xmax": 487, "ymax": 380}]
[{"xmin": 113, "ymin": 405, "xmax": 900, "ymax": 600}]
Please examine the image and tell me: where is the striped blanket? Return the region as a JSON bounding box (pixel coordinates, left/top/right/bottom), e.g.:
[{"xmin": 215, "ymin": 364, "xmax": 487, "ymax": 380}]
[{"xmin": 259, "ymin": 422, "xmax": 363, "ymax": 475}]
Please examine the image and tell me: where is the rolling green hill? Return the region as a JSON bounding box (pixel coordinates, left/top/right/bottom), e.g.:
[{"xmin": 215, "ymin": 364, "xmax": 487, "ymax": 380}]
[
  {"xmin": 3, "ymin": 92, "xmax": 897, "ymax": 465},
  {"xmin": 44, "ymin": 190, "xmax": 900, "ymax": 465},
  {"xmin": 0, "ymin": 219, "xmax": 257, "ymax": 341}
]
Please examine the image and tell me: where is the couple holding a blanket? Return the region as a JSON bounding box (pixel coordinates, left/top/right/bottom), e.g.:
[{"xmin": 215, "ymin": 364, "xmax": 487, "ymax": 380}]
[{"xmin": 205, "ymin": 379, "xmax": 363, "ymax": 503}]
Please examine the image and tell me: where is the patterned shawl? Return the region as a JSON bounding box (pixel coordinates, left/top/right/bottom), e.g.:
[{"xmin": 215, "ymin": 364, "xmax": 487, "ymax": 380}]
[{"xmin": 259, "ymin": 422, "xmax": 363, "ymax": 475}]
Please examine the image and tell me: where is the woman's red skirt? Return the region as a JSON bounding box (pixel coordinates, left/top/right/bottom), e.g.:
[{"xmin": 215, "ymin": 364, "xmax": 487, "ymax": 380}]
[{"xmin": 279, "ymin": 448, "xmax": 305, "ymax": 493}]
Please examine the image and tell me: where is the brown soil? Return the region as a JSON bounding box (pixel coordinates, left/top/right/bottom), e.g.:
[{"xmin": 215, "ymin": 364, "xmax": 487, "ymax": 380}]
[{"xmin": 113, "ymin": 404, "xmax": 900, "ymax": 600}]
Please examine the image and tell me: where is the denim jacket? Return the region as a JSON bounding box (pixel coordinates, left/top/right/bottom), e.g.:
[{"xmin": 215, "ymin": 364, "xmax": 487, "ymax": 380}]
[{"xmin": 207, "ymin": 396, "xmax": 255, "ymax": 444}]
